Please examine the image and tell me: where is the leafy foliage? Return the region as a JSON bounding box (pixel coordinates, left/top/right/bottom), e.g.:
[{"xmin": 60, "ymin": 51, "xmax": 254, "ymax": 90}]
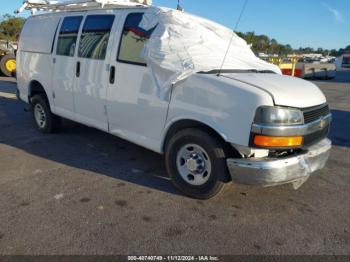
[
  {"xmin": 236, "ymin": 31, "xmax": 292, "ymax": 55},
  {"xmin": 236, "ymin": 31, "xmax": 349, "ymax": 57},
  {"xmin": 0, "ymin": 14, "xmax": 26, "ymax": 41}
]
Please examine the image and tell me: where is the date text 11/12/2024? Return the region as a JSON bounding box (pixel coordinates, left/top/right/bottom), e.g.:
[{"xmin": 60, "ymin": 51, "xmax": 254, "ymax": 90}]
[{"xmin": 127, "ymin": 256, "xmax": 220, "ymax": 261}]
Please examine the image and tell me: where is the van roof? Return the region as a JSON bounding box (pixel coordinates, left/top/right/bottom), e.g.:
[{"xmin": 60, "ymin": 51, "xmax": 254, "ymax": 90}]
[
  {"xmin": 28, "ymin": 6, "xmax": 152, "ymax": 17},
  {"xmin": 17, "ymin": 0, "xmax": 153, "ymax": 15}
]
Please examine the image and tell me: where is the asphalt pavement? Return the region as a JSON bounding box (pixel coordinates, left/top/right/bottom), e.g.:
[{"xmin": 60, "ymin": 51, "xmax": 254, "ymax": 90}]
[{"xmin": 0, "ymin": 71, "xmax": 349, "ymax": 255}]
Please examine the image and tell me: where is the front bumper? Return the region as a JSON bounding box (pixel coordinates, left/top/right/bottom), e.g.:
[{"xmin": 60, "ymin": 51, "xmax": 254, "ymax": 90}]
[{"xmin": 227, "ymin": 138, "xmax": 331, "ymax": 187}]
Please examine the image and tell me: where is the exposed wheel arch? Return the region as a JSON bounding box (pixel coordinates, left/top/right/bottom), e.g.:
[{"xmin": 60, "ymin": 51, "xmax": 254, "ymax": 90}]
[
  {"xmin": 28, "ymin": 80, "xmax": 47, "ymax": 102},
  {"xmin": 162, "ymin": 119, "xmax": 239, "ymax": 158}
]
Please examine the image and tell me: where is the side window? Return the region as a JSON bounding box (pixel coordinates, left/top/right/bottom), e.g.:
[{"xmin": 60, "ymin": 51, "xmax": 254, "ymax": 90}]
[
  {"xmin": 118, "ymin": 13, "xmax": 156, "ymax": 66},
  {"xmin": 78, "ymin": 15, "xmax": 115, "ymax": 60},
  {"xmin": 56, "ymin": 16, "xmax": 83, "ymax": 57}
]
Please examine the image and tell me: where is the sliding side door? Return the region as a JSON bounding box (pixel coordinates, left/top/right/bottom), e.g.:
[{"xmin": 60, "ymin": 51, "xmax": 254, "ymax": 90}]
[{"xmin": 74, "ymin": 13, "xmax": 117, "ymax": 131}]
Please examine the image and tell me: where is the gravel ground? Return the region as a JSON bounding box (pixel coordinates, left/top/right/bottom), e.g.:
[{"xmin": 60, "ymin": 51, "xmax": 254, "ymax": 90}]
[{"xmin": 0, "ymin": 70, "xmax": 349, "ymax": 255}]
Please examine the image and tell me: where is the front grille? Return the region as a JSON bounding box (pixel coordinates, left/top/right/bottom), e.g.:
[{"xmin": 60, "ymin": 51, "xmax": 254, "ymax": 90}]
[
  {"xmin": 302, "ymin": 104, "xmax": 330, "ymax": 124},
  {"xmin": 303, "ymin": 125, "xmax": 330, "ymax": 146}
]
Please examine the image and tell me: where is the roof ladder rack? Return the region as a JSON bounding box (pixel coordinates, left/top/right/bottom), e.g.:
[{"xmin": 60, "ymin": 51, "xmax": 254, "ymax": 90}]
[{"xmin": 16, "ymin": 0, "xmax": 152, "ymax": 14}]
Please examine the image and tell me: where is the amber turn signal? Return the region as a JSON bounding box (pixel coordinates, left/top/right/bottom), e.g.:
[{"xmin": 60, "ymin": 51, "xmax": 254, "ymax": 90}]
[{"xmin": 254, "ymin": 135, "xmax": 303, "ymax": 148}]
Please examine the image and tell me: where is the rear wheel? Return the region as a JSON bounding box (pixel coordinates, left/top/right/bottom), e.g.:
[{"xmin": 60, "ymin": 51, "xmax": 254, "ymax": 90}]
[
  {"xmin": 31, "ymin": 94, "xmax": 61, "ymax": 133},
  {"xmin": 0, "ymin": 54, "xmax": 16, "ymax": 77},
  {"xmin": 165, "ymin": 128, "xmax": 230, "ymax": 199}
]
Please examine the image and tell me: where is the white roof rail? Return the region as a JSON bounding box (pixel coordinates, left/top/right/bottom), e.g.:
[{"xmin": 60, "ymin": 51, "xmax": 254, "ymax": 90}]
[{"xmin": 16, "ymin": 0, "xmax": 152, "ymax": 14}]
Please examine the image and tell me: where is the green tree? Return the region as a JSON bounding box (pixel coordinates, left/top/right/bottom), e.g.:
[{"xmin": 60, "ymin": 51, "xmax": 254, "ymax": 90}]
[
  {"xmin": 245, "ymin": 31, "xmax": 256, "ymax": 45},
  {"xmin": 255, "ymin": 35, "xmax": 270, "ymax": 53},
  {"xmin": 330, "ymin": 49, "xmax": 337, "ymax": 56},
  {"xmin": 285, "ymin": 44, "xmax": 293, "ymax": 54},
  {"xmin": 236, "ymin": 31, "xmax": 350, "ymax": 57},
  {"xmin": 269, "ymin": 38, "xmax": 278, "ymax": 54},
  {"xmin": 0, "ymin": 14, "xmax": 26, "ymax": 41},
  {"xmin": 317, "ymin": 47, "xmax": 324, "ymax": 54}
]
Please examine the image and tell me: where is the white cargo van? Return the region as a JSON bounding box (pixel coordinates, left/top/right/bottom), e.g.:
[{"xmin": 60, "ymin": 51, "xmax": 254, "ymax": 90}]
[{"xmin": 16, "ymin": 0, "xmax": 332, "ymax": 199}]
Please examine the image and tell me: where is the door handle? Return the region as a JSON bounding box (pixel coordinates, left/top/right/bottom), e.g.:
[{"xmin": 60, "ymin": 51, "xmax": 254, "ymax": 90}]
[
  {"xmin": 76, "ymin": 61, "xmax": 80, "ymax": 77},
  {"xmin": 109, "ymin": 65, "xmax": 115, "ymax": 84}
]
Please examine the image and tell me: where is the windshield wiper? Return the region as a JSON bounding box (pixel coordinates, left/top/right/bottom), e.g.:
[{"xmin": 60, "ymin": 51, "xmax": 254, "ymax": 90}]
[{"xmin": 198, "ymin": 69, "xmax": 276, "ymax": 75}]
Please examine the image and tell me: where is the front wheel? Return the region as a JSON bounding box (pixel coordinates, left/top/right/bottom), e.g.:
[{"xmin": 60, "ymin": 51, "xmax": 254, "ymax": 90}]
[{"xmin": 165, "ymin": 128, "xmax": 230, "ymax": 199}]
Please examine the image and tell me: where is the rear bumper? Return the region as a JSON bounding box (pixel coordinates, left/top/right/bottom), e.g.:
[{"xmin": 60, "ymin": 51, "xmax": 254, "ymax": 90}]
[{"xmin": 227, "ymin": 138, "xmax": 331, "ymax": 186}]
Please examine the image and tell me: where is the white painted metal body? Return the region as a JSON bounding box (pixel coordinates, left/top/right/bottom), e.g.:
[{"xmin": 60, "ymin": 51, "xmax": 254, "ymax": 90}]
[{"xmin": 16, "ymin": 7, "xmax": 328, "ymax": 154}]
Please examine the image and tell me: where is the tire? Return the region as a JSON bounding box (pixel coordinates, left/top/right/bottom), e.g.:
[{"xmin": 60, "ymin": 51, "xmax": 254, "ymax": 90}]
[
  {"xmin": 31, "ymin": 94, "xmax": 61, "ymax": 133},
  {"xmin": 165, "ymin": 128, "xmax": 230, "ymax": 199},
  {"xmin": 0, "ymin": 54, "xmax": 16, "ymax": 77}
]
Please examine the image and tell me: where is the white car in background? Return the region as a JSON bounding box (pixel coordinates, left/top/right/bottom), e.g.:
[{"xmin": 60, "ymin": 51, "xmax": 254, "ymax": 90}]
[{"xmin": 16, "ymin": 2, "xmax": 332, "ymax": 199}]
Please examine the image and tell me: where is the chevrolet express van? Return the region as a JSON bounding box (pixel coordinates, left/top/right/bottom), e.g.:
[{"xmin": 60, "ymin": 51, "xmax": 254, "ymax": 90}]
[{"xmin": 17, "ymin": 2, "xmax": 332, "ymax": 199}]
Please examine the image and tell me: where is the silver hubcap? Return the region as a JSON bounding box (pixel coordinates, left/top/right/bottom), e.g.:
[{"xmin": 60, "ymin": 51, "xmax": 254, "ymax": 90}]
[
  {"xmin": 34, "ymin": 104, "xmax": 47, "ymax": 128},
  {"xmin": 176, "ymin": 144, "xmax": 212, "ymax": 186}
]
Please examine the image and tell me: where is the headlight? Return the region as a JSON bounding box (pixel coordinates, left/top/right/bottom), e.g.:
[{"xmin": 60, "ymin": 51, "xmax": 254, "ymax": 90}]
[{"xmin": 254, "ymin": 106, "xmax": 303, "ymax": 126}]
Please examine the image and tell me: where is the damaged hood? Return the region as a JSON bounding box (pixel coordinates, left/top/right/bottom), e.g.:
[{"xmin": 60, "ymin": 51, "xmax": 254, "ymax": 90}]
[
  {"xmin": 140, "ymin": 7, "xmax": 281, "ymax": 100},
  {"xmin": 223, "ymin": 73, "xmax": 327, "ymax": 108}
]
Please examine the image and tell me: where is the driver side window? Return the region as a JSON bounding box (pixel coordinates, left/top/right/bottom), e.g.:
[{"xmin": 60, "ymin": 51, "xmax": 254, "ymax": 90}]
[{"xmin": 117, "ymin": 13, "xmax": 156, "ymax": 66}]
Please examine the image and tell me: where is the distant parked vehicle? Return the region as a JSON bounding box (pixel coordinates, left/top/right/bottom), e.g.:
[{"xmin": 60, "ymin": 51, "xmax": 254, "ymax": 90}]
[
  {"xmin": 0, "ymin": 40, "xmax": 17, "ymax": 77},
  {"xmin": 335, "ymin": 54, "xmax": 350, "ymax": 69},
  {"xmin": 342, "ymin": 55, "xmax": 350, "ymax": 68},
  {"xmin": 267, "ymin": 56, "xmax": 337, "ymax": 79}
]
